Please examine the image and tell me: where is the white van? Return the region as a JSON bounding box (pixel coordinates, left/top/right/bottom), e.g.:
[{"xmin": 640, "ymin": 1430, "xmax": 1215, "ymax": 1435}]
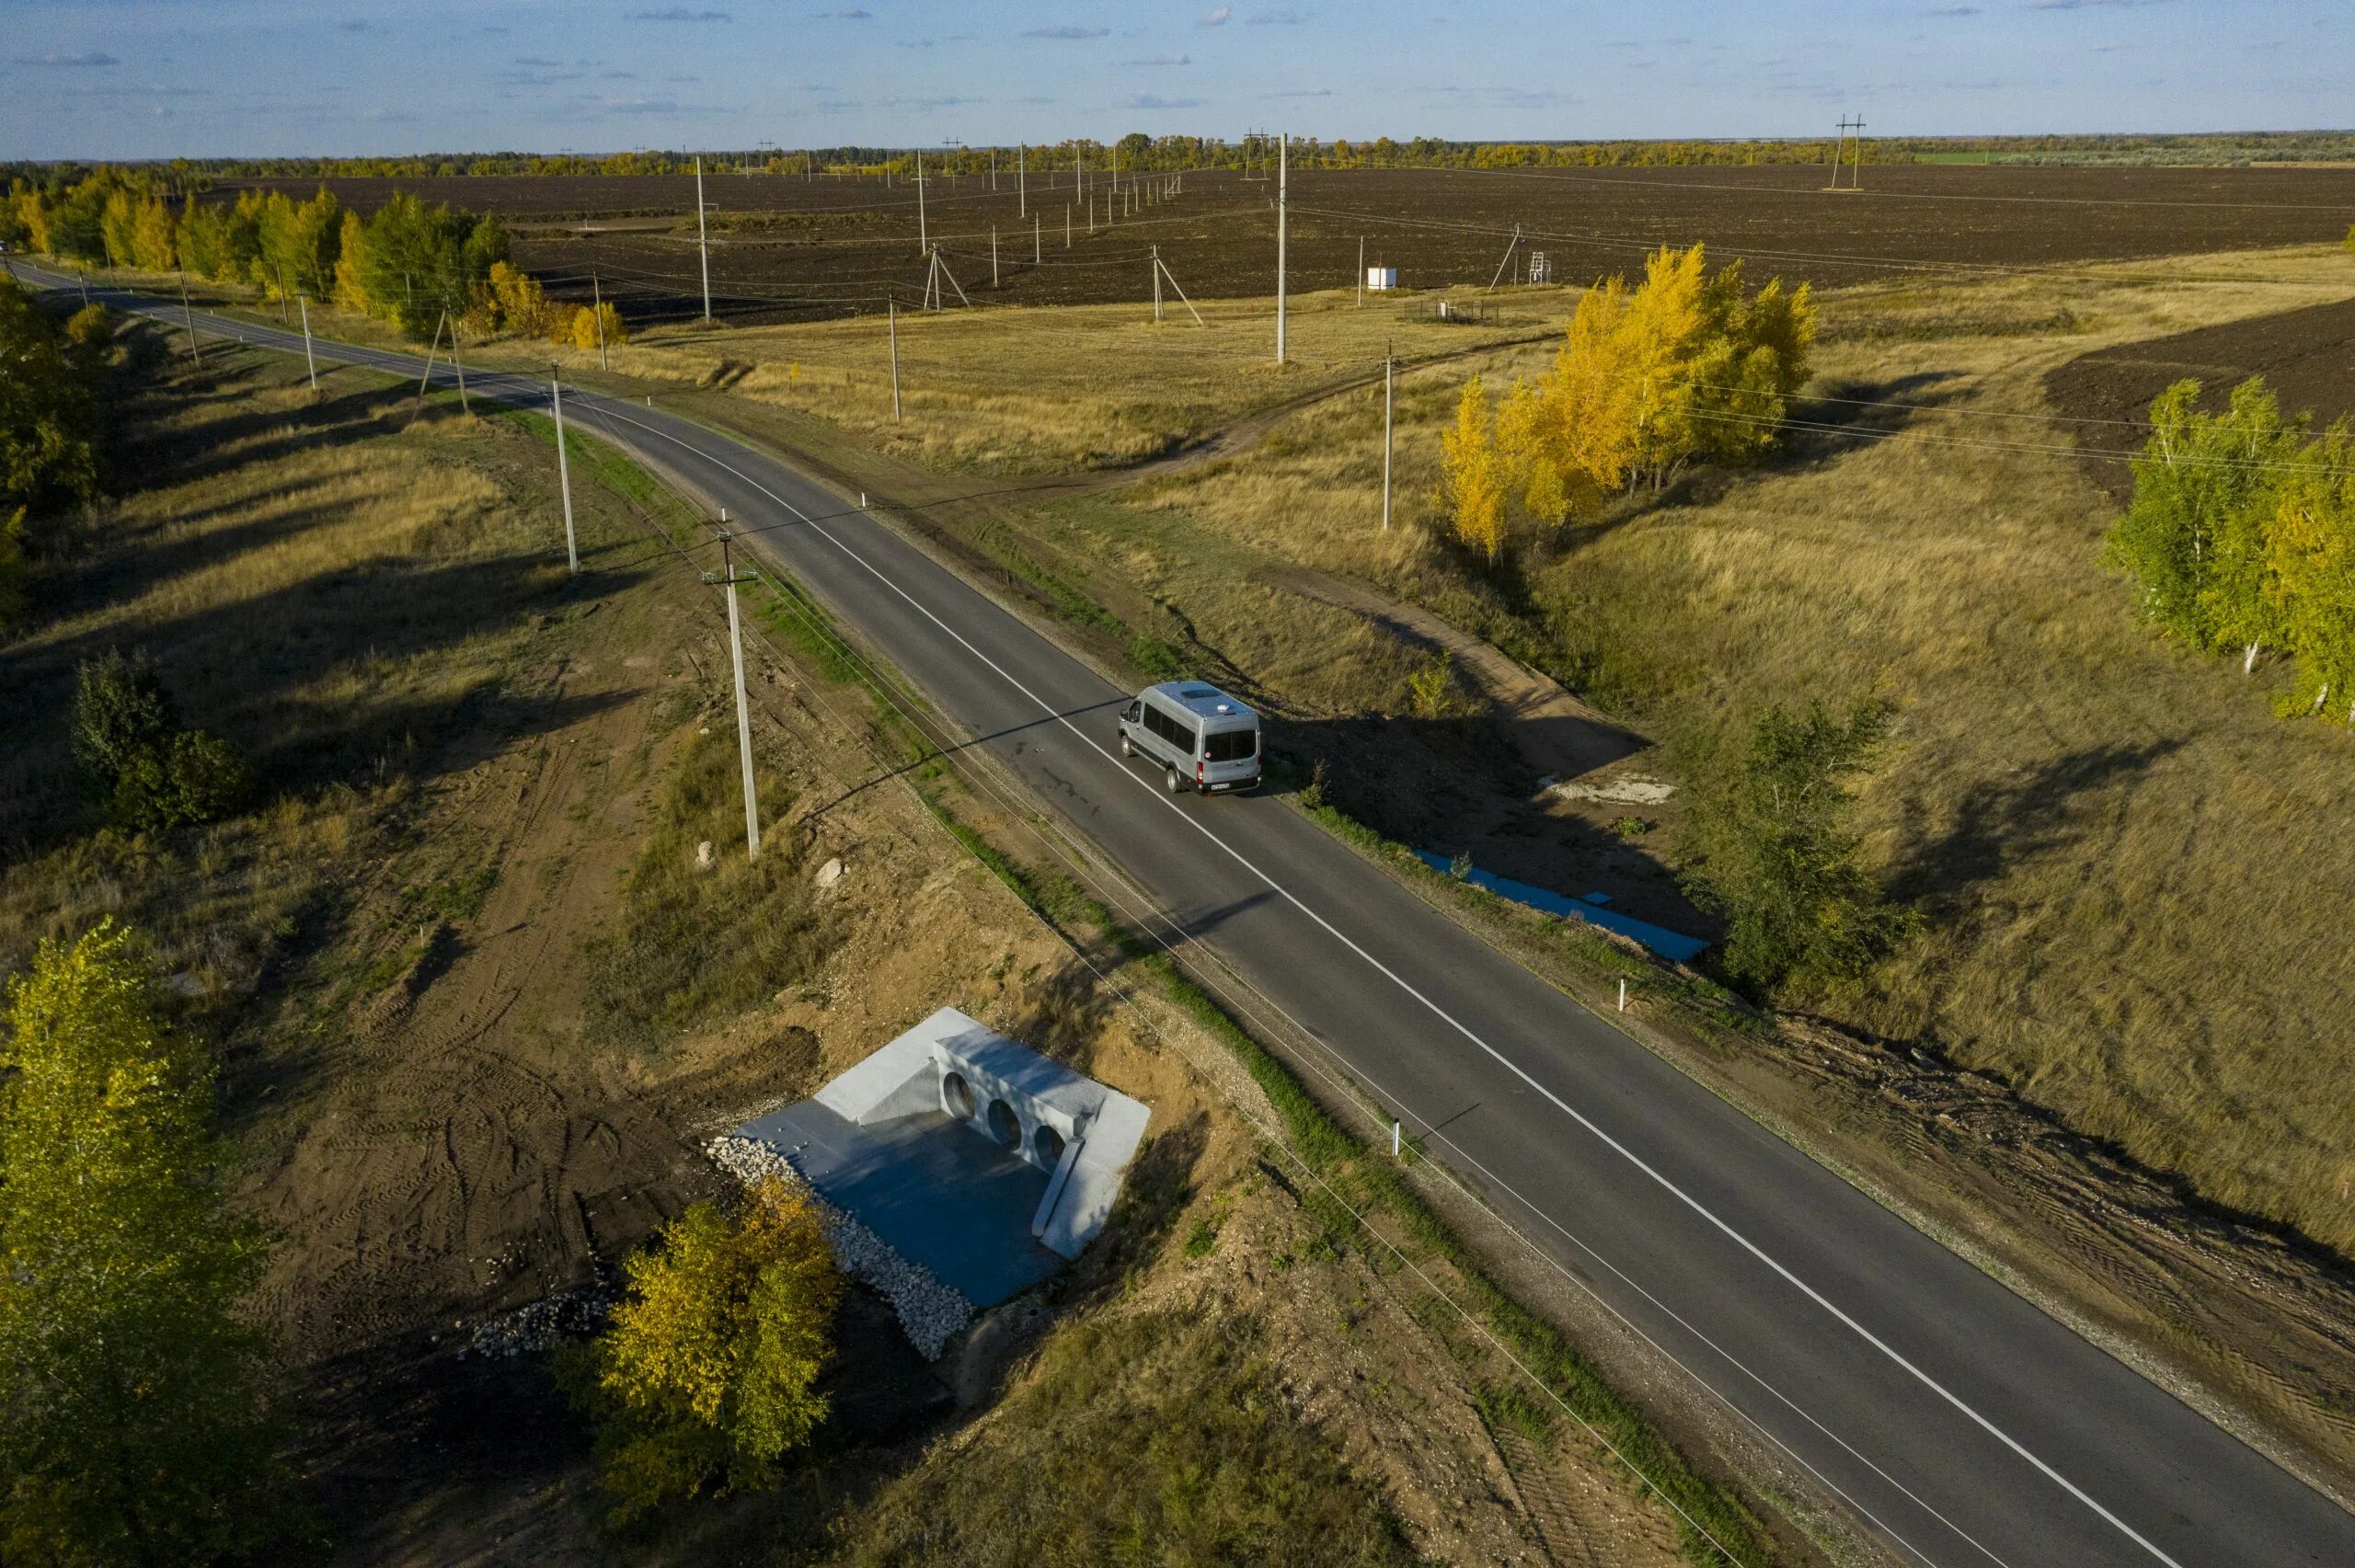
[{"xmin": 1118, "ymin": 681, "xmax": 1260, "ymax": 795}]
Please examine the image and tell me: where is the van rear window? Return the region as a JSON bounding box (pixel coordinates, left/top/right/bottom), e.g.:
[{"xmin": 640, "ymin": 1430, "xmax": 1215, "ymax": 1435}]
[{"xmin": 1204, "ymin": 728, "xmax": 1257, "ymax": 762}]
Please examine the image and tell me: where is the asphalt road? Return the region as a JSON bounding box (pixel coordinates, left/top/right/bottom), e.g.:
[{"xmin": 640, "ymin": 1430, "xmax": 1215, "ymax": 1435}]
[{"xmin": 26, "ymin": 261, "xmax": 2352, "ymax": 1567}]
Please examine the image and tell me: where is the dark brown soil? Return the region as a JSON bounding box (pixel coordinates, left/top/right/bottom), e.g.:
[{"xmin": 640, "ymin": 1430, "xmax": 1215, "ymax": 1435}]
[
  {"xmin": 2043, "ymin": 296, "xmax": 2355, "ymax": 501},
  {"xmin": 221, "ymin": 163, "xmax": 2355, "ymax": 327}
]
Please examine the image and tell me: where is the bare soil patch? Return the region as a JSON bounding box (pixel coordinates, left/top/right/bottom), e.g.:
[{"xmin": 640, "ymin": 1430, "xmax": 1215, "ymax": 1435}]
[{"xmin": 2043, "ymin": 294, "xmax": 2355, "ymax": 501}]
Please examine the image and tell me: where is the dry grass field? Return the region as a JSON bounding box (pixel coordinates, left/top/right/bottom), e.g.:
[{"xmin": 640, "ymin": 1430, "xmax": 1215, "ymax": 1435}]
[
  {"xmin": 1109, "ymin": 242, "xmax": 2355, "ymax": 1256},
  {"xmin": 577, "ymin": 284, "xmax": 1538, "ymax": 473}
]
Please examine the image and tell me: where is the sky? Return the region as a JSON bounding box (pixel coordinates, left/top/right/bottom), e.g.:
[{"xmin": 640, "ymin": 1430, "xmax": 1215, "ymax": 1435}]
[{"xmin": 3, "ymin": 0, "xmax": 2350, "ymax": 161}]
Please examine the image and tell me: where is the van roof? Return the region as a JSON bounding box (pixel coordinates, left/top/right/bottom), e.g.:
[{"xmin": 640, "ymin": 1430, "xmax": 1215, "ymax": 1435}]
[{"xmin": 1148, "ymin": 681, "xmax": 1257, "ymax": 724}]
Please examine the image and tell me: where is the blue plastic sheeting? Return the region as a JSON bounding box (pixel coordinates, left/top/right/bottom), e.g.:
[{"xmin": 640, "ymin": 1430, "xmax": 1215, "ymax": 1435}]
[
  {"xmin": 1414, "ymin": 851, "xmax": 1711, "ymax": 964},
  {"xmin": 738, "ymin": 1100, "xmax": 1067, "ymax": 1307}
]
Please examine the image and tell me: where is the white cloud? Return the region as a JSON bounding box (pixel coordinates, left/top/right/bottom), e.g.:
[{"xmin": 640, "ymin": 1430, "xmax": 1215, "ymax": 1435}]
[{"xmin": 1201, "ymin": 6, "xmax": 1232, "ymax": 24}]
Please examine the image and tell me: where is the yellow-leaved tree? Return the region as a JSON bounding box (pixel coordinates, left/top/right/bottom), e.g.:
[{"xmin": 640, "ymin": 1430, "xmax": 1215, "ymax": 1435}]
[
  {"xmin": 562, "ymin": 1176, "xmax": 843, "ymax": 1524},
  {"xmin": 2266, "ymin": 437, "xmax": 2355, "ymax": 726},
  {"xmin": 571, "ymin": 301, "xmax": 627, "ymax": 352},
  {"xmin": 1451, "ymin": 244, "xmax": 1816, "ymax": 557},
  {"xmin": 1439, "ymin": 375, "xmax": 1508, "ymax": 562}
]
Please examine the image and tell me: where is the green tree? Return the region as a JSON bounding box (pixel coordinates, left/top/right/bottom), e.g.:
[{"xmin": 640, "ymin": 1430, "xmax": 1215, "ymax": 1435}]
[
  {"xmin": 70, "ymin": 650, "xmax": 251, "ymax": 830},
  {"xmin": 0, "ymin": 922, "xmax": 285, "ymax": 1564},
  {"xmin": 561, "ymin": 1177, "xmax": 843, "ymax": 1524},
  {"xmin": 1683, "ymin": 698, "xmax": 1919, "ymax": 997},
  {"xmin": 0, "ymin": 278, "xmax": 98, "ymax": 516},
  {"xmin": 2104, "ymin": 377, "xmax": 2306, "ymax": 660}
]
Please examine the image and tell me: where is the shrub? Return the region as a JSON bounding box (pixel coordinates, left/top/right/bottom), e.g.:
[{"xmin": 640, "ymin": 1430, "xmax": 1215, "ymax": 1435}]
[
  {"xmin": 70, "ymin": 650, "xmax": 250, "ymax": 831},
  {"xmin": 1682, "ymin": 698, "xmax": 1919, "ymax": 997}
]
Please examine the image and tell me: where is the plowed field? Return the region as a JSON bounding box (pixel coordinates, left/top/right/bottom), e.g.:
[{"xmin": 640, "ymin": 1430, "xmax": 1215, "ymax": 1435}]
[{"xmin": 221, "ymin": 162, "xmax": 2355, "ymax": 326}]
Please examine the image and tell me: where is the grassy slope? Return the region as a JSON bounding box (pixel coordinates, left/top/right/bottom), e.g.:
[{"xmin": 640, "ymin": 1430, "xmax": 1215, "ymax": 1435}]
[{"xmin": 1146, "ymin": 245, "xmax": 2355, "ymax": 1256}]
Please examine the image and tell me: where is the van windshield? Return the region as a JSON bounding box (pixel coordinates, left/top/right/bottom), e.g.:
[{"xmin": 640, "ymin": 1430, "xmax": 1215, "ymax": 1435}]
[{"xmin": 1204, "ymin": 728, "xmax": 1257, "ymax": 762}]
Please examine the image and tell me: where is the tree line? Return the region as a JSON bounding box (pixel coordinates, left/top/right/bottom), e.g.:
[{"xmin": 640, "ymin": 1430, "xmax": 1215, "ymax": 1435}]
[
  {"xmin": 0, "ymin": 278, "xmax": 111, "ymax": 634},
  {"xmin": 1436, "ymin": 242, "xmax": 1816, "ymax": 561},
  {"xmin": 3, "ymin": 168, "xmax": 622, "ymax": 349},
  {"xmin": 2108, "ymin": 377, "xmax": 2355, "ymax": 725}
]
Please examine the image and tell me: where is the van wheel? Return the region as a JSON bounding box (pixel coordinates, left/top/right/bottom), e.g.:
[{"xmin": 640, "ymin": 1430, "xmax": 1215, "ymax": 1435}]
[
  {"xmin": 1166, "ymin": 765, "xmax": 1186, "ymax": 795},
  {"xmin": 1120, "ymin": 733, "xmax": 1134, "ymax": 758}
]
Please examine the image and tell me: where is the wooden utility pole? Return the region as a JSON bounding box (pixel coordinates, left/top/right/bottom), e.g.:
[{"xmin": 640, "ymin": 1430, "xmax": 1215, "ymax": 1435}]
[
  {"xmin": 550, "ymin": 368, "xmax": 579, "ymax": 574},
  {"xmin": 178, "ymin": 274, "xmax": 201, "ymax": 361},
  {"xmin": 888, "ymin": 298, "xmax": 902, "ymax": 421},
  {"xmin": 1382, "ymin": 346, "xmax": 1394, "ymax": 532},
  {"xmin": 1275, "ymin": 131, "xmax": 1288, "ymax": 364},
  {"xmin": 695, "ymin": 155, "xmax": 713, "ymax": 321},
  {"xmin": 416, "ymin": 313, "xmax": 444, "ymax": 399},
  {"xmin": 592, "ymin": 271, "xmax": 609, "ymax": 371},
  {"xmin": 711, "ymin": 516, "xmax": 762, "ymax": 861},
  {"xmin": 916, "ymin": 148, "xmax": 927, "ymax": 254},
  {"xmin": 298, "ymin": 294, "xmax": 318, "ymax": 395}
]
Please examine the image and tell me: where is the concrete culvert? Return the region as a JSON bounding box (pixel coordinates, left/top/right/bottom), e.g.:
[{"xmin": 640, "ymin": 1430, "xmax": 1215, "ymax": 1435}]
[
  {"xmin": 1033, "ymin": 1124, "xmax": 1065, "ymax": 1168},
  {"xmin": 943, "ymin": 1070, "xmax": 975, "ymax": 1120},
  {"xmin": 986, "ymin": 1097, "xmax": 1020, "ymax": 1147}
]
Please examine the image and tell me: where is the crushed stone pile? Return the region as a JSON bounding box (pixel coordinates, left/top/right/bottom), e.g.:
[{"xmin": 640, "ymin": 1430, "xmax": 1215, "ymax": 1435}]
[
  {"xmin": 464, "ymin": 1284, "xmax": 613, "ymax": 1361},
  {"xmin": 706, "ymin": 1134, "xmax": 975, "ymax": 1359}
]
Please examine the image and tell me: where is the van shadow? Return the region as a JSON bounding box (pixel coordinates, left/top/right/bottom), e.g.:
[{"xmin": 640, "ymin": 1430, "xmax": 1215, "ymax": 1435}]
[{"xmin": 1269, "ymin": 712, "xmax": 1717, "ymax": 950}]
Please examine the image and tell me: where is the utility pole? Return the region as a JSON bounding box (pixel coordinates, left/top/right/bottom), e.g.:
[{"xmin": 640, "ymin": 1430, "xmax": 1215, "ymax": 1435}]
[
  {"xmin": 592, "ymin": 271, "xmax": 609, "ymax": 372},
  {"xmin": 1065, "ymin": 202, "xmax": 1072, "ymax": 248},
  {"xmin": 916, "ymin": 148, "xmax": 927, "ymax": 254},
  {"xmin": 1357, "ymin": 235, "xmax": 1364, "ymax": 307},
  {"xmin": 551, "ymin": 368, "xmax": 580, "ymax": 575},
  {"xmin": 990, "ymin": 146, "xmax": 997, "ymax": 191},
  {"xmin": 711, "ymin": 517, "xmax": 762, "ymax": 860},
  {"xmin": 77, "ymin": 267, "xmax": 90, "ymax": 307},
  {"xmin": 888, "ymin": 298, "xmax": 902, "ymax": 421},
  {"xmin": 1381, "ymin": 345, "xmax": 1394, "ymax": 532},
  {"xmin": 695, "ymin": 154, "xmax": 713, "ymax": 322},
  {"xmin": 417, "ymin": 313, "xmax": 444, "ymax": 400},
  {"xmin": 1851, "ymin": 116, "xmax": 1866, "ymax": 189},
  {"xmin": 1151, "ymin": 245, "xmax": 1162, "ymax": 323},
  {"xmin": 1034, "ymin": 212, "xmax": 1041, "ymax": 264},
  {"xmin": 1275, "ymin": 131, "xmax": 1288, "ymax": 364},
  {"xmin": 178, "ymin": 273, "xmax": 201, "ymax": 361},
  {"xmin": 992, "ymin": 226, "xmax": 999, "ymax": 289},
  {"xmin": 1018, "ymin": 143, "xmax": 1027, "ymax": 215},
  {"xmin": 448, "ymin": 315, "xmax": 469, "ymax": 414},
  {"xmin": 297, "ymin": 293, "xmax": 318, "ymax": 395}
]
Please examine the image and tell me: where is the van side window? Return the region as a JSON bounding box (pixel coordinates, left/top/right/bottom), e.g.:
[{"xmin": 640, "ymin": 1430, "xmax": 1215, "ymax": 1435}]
[{"xmin": 1205, "ymin": 728, "xmax": 1256, "ymax": 762}]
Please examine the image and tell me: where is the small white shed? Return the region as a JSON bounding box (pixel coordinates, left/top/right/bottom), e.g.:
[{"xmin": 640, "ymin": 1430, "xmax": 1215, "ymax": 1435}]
[{"xmin": 1365, "ymin": 266, "xmax": 1398, "ymax": 292}]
